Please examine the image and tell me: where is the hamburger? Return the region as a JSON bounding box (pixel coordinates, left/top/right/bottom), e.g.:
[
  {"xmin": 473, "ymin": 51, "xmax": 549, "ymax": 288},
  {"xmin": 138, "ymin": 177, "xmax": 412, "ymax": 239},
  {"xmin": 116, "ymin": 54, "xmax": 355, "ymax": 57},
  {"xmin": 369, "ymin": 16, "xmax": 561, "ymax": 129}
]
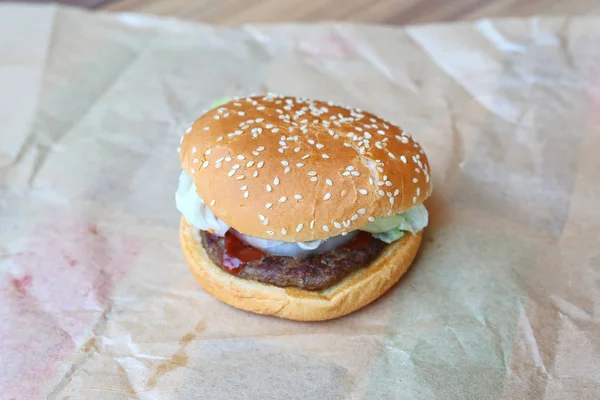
[{"xmin": 176, "ymin": 94, "xmax": 432, "ymax": 321}]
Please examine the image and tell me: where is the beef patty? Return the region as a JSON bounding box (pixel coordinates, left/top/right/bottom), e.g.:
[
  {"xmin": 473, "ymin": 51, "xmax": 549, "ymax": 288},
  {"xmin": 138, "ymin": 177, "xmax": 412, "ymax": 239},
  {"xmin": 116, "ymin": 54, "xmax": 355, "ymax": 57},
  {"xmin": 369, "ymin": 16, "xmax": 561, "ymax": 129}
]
[{"xmin": 200, "ymin": 231, "xmax": 387, "ymax": 290}]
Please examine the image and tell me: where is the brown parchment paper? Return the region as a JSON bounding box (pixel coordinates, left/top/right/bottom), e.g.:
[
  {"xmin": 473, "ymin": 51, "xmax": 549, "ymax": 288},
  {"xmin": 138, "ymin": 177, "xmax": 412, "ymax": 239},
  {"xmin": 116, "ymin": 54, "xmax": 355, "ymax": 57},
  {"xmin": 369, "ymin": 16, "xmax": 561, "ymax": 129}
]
[{"xmin": 1, "ymin": 4, "xmax": 599, "ymax": 399}]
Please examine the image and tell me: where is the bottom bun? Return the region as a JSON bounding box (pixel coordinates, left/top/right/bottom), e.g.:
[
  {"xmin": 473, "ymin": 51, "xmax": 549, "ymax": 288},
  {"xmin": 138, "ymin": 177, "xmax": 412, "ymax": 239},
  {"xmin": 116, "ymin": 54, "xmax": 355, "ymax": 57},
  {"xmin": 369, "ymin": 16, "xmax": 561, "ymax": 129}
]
[{"xmin": 180, "ymin": 217, "xmax": 423, "ymax": 321}]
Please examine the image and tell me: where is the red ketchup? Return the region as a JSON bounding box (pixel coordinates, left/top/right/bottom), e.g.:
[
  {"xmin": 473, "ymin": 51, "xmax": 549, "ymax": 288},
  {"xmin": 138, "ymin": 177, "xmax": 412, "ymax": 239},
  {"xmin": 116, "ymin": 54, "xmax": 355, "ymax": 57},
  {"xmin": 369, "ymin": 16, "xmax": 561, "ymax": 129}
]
[
  {"xmin": 222, "ymin": 232, "xmax": 265, "ymax": 274},
  {"xmin": 344, "ymin": 231, "xmax": 372, "ymax": 250}
]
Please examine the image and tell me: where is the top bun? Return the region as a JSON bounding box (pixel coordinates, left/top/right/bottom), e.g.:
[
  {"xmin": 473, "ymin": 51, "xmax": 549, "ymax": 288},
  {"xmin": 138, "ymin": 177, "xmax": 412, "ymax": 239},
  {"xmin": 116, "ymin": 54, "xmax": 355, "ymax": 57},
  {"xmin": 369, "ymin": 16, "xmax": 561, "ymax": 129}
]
[{"xmin": 180, "ymin": 94, "xmax": 431, "ymax": 242}]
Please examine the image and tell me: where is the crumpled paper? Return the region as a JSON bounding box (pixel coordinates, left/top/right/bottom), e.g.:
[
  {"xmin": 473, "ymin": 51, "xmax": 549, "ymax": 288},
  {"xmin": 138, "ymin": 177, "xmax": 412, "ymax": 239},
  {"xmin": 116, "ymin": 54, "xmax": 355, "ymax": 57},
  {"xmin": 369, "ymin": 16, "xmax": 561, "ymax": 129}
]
[{"xmin": 1, "ymin": 4, "xmax": 599, "ymax": 399}]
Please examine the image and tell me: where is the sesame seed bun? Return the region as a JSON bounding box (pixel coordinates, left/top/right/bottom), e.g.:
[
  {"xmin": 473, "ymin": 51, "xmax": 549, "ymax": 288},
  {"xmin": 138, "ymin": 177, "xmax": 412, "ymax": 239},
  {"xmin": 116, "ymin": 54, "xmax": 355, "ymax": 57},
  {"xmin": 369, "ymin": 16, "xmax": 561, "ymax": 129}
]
[
  {"xmin": 180, "ymin": 217, "xmax": 423, "ymax": 321},
  {"xmin": 180, "ymin": 94, "xmax": 431, "ymax": 242}
]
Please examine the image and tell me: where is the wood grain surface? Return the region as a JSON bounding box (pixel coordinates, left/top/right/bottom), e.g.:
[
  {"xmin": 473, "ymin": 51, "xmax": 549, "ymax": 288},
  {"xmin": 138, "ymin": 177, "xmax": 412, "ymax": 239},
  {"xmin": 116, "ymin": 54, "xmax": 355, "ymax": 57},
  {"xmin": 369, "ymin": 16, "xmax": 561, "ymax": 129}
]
[{"xmin": 102, "ymin": 0, "xmax": 600, "ymax": 24}]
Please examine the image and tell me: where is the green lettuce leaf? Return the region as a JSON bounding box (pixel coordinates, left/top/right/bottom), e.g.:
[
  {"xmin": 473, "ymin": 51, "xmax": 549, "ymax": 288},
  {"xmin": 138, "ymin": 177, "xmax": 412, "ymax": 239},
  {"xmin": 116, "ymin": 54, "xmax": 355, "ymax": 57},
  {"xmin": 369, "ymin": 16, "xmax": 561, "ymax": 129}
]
[{"xmin": 360, "ymin": 204, "xmax": 428, "ymax": 243}]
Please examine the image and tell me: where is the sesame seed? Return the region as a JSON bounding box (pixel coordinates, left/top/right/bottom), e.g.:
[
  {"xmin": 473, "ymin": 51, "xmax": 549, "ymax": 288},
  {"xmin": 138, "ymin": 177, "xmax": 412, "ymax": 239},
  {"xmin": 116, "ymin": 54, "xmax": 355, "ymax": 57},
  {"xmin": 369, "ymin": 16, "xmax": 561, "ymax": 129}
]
[
  {"xmin": 294, "ymin": 194, "xmax": 303, "ymax": 200},
  {"xmin": 266, "ymin": 202, "xmax": 273, "ymax": 208},
  {"xmin": 237, "ymin": 155, "xmax": 245, "ymax": 160},
  {"xmin": 258, "ymin": 214, "xmax": 265, "ymax": 221},
  {"xmin": 272, "ymin": 128, "xmax": 280, "ymax": 133},
  {"xmin": 426, "ymin": 175, "xmax": 430, "ymax": 183},
  {"xmin": 238, "ymin": 111, "xmax": 245, "ymax": 116},
  {"xmin": 227, "ymin": 170, "xmax": 235, "ymax": 177},
  {"xmin": 400, "ymin": 155, "xmax": 407, "ymax": 163},
  {"xmin": 342, "ymin": 171, "xmax": 351, "ymax": 176},
  {"xmin": 316, "ymin": 143, "xmax": 324, "ymax": 149},
  {"xmin": 413, "ymin": 196, "xmax": 417, "ymax": 204},
  {"xmin": 296, "ymin": 162, "xmax": 304, "ymax": 167},
  {"xmin": 281, "ymin": 160, "xmax": 289, "ymax": 166},
  {"xmin": 274, "ymin": 177, "xmax": 280, "ymax": 185},
  {"xmin": 266, "ymin": 184, "xmax": 272, "ymax": 192},
  {"xmin": 215, "ymin": 163, "xmax": 222, "ymax": 169},
  {"xmin": 296, "ymin": 224, "xmax": 303, "ymax": 232},
  {"xmin": 204, "ymin": 126, "xmax": 210, "ymax": 131},
  {"xmin": 341, "ymin": 190, "xmax": 347, "ymax": 197},
  {"xmin": 310, "ymin": 220, "xmax": 315, "ymax": 229},
  {"xmin": 245, "ymin": 161, "xmax": 254, "ymax": 167},
  {"xmin": 326, "ymin": 179, "xmax": 333, "ymax": 186},
  {"xmin": 257, "ymin": 161, "xmax": 265, "ymax": 168},
  {"xmin": 257, "ymin": 146, "xmax": 265, "ymax": 152},
  {"xmin": 252, "ymin": 151, "xmax": 259, "ymax": 156},
  {"xmin": 308, "ymin": 171, "xmax": 317, "ymax": 176},
  {"xmin": 390, "ymin": 197, "xmax": 395, "ymax": 205},
  {"xmin": 323, "ymin": 193, "xmax": 332, "ymax": 200},
  {"xmin": 310, "ymin": 177, "xmax": 318, "ymax": 182},
  {"xmin": 267, "ymin": 230, "xmax": 274, "ymax": 236},
  {"xmin": 279, "ymin": 196, "xmax": 287, "ymax": 203},
  {"xmin": 263, "ymin": 218, "xmax": 269, "ymax": 225},
  {"xmin": 284, "ymin": 167, "xmax": 291, "ymax": 173},
  {"xmin": 192, "ymin": 158, "xmax": 199, "ymax": 164},
  {"xmin": 334, "ymin": 222, "xmax": 342, "ymax": 229},
  {"xmin": 322, "ymin": 154, "xmax": 329, "ymax": 159},
  {"xmin": 359, "ymin": 189, "xmax": 367, "ymax": 195},
  {"xmin": 302, "ymin": 154, "xmax": 310, "ymax": 160},
  {"xmin": 201, "ymin": 160, "xmax": 209, "ymax": 169},
  {"xmin": 386, "ymin": 181, "xmax": 392, "ymax": 187},
  {"xmin": 256, "ymin": 118, "xmax": 264, "ymax": 123},
  {"xmin": 185, "ymin": 127, "xmax": 192, "ymax": 134},
  {"xmin": 322, "ymin": 225, "xmax": 330, "ymax": 232},
  {"xmin": 343, "ymin": 220, "xmax": 350, "ymax": 227},
  {"xmin": 368, "ymin": 216, "xmax": 375, "ymax": 222},
  {"xmin": 282, "ymin": 228, "xmax": 287, "ymax": 235},
  {"xmin": 413, "ymin": 178, "xmax": 418, "ymax": 183},
  {"xmin": 243, "ymin": 191, "xmax": 249, "ymax": 198},
  {"xmin": 357, "ymin": 208, "xmax": 366, "ymax": 214},
  {"xmin": 378, "ymin": 189, "xmax": 385, "ymax": 196},
  {"xmin": 417, "ymin": 188, "xmax": 421, "ymax": 196},
  {"xmin": 192, "ymin": 146, "xmax": 197, "ymax": 153},
  {"xmin": 225, "ymin": 157, "xmax": 232, "ymax": 162},
  {"xmin": 253, "ymin": 170, "xmax": 259, "ymax": 177},
  {"xmin": 351, "ymin": 171, "xmax": 360, "ymax": 176},
  {"xmin": 214, "ymin": 115, "xmax": 220, "ymax": 120},
  {"xmin": 351, "ymin": 214, "xmax": 359, "ymax": 221}
]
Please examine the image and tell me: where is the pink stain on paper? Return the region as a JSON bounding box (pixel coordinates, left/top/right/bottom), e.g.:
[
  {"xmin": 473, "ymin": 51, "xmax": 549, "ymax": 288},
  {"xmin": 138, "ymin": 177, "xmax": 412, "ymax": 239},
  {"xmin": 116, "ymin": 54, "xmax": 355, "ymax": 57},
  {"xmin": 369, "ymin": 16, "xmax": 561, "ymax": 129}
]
[
  {"xmin": 299, "ymin": 33, "xmax": 356, "ymax": 59},
  {"xmin": 591, "ymin": 64, "xmax": 600, "ymax": 124},
  {"xmin": 0, "ymin": 215, "xmax": 141, "ymax": 399}
]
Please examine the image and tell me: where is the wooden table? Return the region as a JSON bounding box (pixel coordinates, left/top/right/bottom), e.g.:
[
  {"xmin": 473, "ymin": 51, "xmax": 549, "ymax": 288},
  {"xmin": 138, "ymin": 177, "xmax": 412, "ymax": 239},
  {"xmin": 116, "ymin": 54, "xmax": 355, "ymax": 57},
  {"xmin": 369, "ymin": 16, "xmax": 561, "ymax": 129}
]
[{"xmin": 103, "ymin": 0, "xmax": 600, "ymax": 24}]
